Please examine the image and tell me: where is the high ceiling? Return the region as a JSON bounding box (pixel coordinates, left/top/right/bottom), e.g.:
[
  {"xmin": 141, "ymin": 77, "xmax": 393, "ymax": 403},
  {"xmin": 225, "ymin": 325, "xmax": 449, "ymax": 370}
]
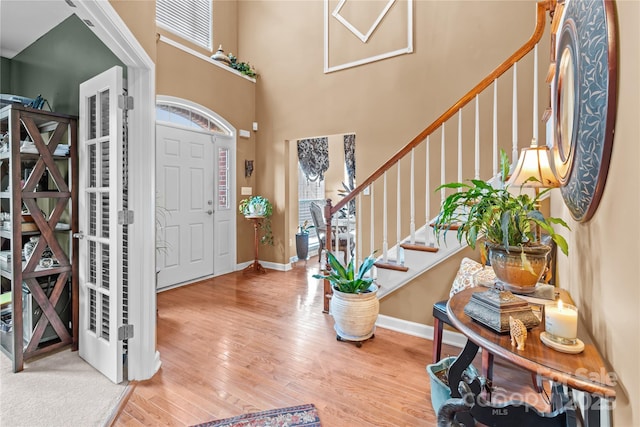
[{"xmin": 0, "ymin": 0, "xmax": 73, "ymax": 59}]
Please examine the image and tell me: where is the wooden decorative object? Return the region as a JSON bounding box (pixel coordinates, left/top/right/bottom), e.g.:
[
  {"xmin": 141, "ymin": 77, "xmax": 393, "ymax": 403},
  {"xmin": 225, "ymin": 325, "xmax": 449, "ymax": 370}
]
[
  {"xmin": 509, "ymin": 316, "xmax": 527, "ymax": 350},
  {"xmin": 243, "ymin": 216, "xmax": 266, "ymax": 274}
]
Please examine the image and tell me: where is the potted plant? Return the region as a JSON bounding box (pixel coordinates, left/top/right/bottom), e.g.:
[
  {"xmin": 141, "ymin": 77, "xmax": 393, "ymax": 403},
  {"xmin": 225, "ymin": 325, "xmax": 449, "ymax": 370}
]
[
  {"xmin": 239, "ymin": 196, "xmax": 274, "ymax": 245},
  {"xmin": 313, "ymin": 252, "xmax": 378, "ymax": 346},
  {"xmin": 295, "ymin": 220, "xmax": 313, "ymax": 261},
  {"xmin": 433, "ymin": 150, "xmax": 569, "ymax": 293}
]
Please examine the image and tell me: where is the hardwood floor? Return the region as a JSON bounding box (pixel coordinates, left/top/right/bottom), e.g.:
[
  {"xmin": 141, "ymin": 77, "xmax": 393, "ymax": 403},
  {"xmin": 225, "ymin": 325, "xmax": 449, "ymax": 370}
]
[{"xmin": 114, "ymin": 260, "xmax": 546, "ymax": 426}]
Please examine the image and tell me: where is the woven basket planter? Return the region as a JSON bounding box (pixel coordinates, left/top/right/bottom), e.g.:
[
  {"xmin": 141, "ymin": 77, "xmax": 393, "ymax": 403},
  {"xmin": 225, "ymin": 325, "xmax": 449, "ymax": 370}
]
[{"xmin": 330, "ymin": 284, "xmax": 379, "ymax": 342}]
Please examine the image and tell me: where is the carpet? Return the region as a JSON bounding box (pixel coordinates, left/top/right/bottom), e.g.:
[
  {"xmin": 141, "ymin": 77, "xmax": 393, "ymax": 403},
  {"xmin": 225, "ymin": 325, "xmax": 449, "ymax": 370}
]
[
  {"xmin": 193, "ymin": 403, "xmax": 322, "ymax": 427},
  {"xmin": 0, "ymin": 348, "xmax": 128, "ymax": 426}
]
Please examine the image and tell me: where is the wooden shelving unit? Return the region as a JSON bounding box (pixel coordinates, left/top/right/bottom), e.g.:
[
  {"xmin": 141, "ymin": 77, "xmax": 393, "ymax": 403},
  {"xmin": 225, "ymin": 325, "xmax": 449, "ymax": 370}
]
[{"xmin": 0, "ymin": 104, "xmax": 78, "ymax": 372}]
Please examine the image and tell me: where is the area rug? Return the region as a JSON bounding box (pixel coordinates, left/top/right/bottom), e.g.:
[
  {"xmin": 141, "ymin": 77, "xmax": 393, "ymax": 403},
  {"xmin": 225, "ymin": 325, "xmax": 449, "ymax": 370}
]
[{"xmin": 192, "ymin": 403, "xmax": 321, "ymax": 427}]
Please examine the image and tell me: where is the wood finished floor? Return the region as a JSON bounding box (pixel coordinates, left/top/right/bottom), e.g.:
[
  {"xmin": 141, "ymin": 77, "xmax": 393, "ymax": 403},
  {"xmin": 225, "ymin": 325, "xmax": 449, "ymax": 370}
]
[{"xmin": 114, "ymin": 259, "xmax": 547, "ymax": 426}]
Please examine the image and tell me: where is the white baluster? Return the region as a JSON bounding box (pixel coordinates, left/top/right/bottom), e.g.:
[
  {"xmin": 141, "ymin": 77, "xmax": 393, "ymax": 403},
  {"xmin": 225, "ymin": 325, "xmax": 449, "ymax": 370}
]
[
  {"xmin": 512, "ymin": 62, "xmax": 519, "ymax": 162},
  {"xmin": 397, "ymin": 162, "xmax": 402, "ymax": 254},
  {"xmin": 493, "ymin": 79, "xmax": 498, "ymax": 177},
  {"xmin": 382, "ymin": 172, "xmax": 388, "ymax": 263},
  {"xmin": 440, "ymin": 124, "xmax": 446, "ymax": 205},
  {"xmin": 357, "ymin": 193, "xmax": 362, "ymax": 266},
  {"xmin": 533, "ymin": 44, "xmax": 539, "ymax": 143},
  {"xmin": 457, "ymin": 109, "xmax": 463, "ymax": 186},
  {"xmin": 475, "ymin": 94, "xmax": 480, "ymax": 179},
  {"xmin": 425, "ymin": 136, "xmax": 433, "ymax": 246},
  {"xmin": 370, "ymin": 181, "xmax": 375, "ymax": 257},
  {"xmin": 410, "ymin": 149, "xmax": 415, "ymax": 243}
]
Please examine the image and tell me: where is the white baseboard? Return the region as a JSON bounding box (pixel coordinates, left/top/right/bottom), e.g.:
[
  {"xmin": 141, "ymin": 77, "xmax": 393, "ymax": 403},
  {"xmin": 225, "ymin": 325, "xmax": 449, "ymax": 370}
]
[
  {"xmin": 235, "ymin": 260, "xmax": 291, "ymax": 272},
  {"xmin": 376, "ymin": 314, "xmax": 468, "ymax": 350}
]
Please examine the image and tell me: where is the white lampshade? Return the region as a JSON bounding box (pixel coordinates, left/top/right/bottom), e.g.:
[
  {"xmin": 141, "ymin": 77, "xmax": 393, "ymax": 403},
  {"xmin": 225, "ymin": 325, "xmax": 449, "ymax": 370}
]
[{"xmin": 507, "ymin": 140, "xmax": 559, "ymax": 189}]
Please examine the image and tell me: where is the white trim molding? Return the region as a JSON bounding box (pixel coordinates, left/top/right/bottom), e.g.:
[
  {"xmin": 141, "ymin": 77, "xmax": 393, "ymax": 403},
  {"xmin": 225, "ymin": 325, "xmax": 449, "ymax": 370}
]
[
  {"xmin": 236, "ymin": 260, "xmax": 293, "ymax": 272},
  {"xmin": 332, "ymin": 0, "xmax": 396, "ymax": 43},
  {"xmin": 324, "ymin": 0, "xmax": 413, "ymax": 73},
  {"xmin": 73, "ymin": 0, "xmax": 159, "ymax": 382}
]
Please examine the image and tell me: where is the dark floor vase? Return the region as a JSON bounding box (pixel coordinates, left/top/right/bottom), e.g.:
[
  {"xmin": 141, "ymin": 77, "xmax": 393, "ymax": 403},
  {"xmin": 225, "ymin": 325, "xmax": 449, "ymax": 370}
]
[{"xmin": 296, "ymin": 233, "xmax": 309, "ymax": 260}]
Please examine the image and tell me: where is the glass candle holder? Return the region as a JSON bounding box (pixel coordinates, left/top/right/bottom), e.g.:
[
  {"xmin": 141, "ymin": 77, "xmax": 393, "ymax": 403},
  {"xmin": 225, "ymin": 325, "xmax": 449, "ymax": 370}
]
[{"xmin": 545, "ymin": 300, "xmax": 578, "ymax": 345}]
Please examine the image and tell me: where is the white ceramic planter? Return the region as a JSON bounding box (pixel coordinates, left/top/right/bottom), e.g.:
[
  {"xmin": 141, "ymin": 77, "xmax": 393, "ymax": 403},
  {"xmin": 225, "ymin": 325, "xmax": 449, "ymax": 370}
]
[{"xmin": 330, "ymin": 284, "xmax": 379, "ymax": 342}]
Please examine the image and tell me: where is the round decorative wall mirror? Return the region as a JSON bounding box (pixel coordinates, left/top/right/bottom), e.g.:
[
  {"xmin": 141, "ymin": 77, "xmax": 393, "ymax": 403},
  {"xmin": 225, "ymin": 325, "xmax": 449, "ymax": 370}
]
[{"xmin": 551, "ymin": 0, "xmax": 618, "ymax": 223}]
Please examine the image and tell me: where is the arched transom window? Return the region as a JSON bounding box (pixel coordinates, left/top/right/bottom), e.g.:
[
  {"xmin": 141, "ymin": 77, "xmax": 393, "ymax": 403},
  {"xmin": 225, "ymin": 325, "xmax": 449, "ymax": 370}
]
[{"xmin": 156, "ymin": 101, "xmax": 232, "ymax": 136}]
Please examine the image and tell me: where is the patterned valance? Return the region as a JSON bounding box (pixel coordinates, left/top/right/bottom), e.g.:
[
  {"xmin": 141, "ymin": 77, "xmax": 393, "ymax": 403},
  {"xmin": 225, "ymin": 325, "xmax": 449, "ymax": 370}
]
[
  {"xmin": 297, "ymin": 137, "xmax": 329, "ymax": 182},
  {"xmin": 344, "ymin": 134, "xmax": 356, "ymax": 188}
]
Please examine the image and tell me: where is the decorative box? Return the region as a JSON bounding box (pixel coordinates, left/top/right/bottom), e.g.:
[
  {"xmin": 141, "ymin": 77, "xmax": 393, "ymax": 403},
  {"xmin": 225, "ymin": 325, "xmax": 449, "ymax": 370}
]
[{"xmin": 464, "ymin": 288, "xmax": 540, "ymax": 333}]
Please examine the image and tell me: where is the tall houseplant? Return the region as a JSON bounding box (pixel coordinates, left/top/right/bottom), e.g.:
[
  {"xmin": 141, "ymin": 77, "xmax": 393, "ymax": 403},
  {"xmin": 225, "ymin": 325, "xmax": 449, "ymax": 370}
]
[
  {"xmin": 239, "ymin": 196, "xmax": 274, "ymax": 245},
  {"xmin": 433, "ymin": 150, "xmax": 569, "ymax": 292},
  {"xmin": 313, "ymin": 252, "xmax": 378, "ymax": 345}
]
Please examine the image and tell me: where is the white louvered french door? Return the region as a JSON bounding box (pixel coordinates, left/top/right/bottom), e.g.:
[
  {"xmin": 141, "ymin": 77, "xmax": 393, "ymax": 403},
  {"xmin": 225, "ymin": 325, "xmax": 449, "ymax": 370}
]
[{"xmin": 78, "ymin": 66, "xmax": 124, "ymax": 383}]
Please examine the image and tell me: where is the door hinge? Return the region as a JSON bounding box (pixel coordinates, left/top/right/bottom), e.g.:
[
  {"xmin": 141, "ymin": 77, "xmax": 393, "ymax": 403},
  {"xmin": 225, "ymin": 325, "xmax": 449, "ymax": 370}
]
[
  {"xmin": 118, "ymin": 324, "xmax": 134, "ymax": 340},
  {"xmin": 118, "ymin": 210, "xmax": 134, "ymax": 225},
  {"xmin": 118, "ymin": 95, "xmax": 134, "ymax": 110}
]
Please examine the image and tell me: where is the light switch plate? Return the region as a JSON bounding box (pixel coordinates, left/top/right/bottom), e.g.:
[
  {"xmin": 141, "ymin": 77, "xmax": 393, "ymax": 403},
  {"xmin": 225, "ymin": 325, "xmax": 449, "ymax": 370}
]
[{"xmin": 241, "ymin": 187, "xmax": 252, "ymax": 195}]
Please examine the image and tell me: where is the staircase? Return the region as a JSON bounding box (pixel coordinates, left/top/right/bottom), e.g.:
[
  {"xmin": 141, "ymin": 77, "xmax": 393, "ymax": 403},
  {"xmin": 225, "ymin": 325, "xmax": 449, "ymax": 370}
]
[{"xmin": 321, "ymin": 1, "xmax": 555, "ymax": 311}]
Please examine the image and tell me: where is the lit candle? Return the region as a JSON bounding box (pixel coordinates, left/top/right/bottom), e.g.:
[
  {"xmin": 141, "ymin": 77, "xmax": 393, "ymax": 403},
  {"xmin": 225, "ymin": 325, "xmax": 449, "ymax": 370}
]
[{"xmin": 545, "ymin": 300, "xmax": 578, "ymax": 342}]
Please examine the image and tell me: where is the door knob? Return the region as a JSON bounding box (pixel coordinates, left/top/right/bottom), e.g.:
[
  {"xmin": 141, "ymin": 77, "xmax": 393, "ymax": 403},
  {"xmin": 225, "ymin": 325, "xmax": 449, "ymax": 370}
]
[
  {"xmin": 206, "ymin": 210, "xmax": 213, "ymax": 215},
  {"xmin": 73, "ymin": 232, "xmax": 84, "ymax": 239}
]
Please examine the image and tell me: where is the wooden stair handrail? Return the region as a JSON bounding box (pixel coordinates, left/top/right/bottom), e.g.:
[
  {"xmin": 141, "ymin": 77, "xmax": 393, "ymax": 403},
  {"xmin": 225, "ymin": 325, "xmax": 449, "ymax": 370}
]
[{"xmin": 331, "ymin": 0, "xmax": 550, "ymax": 216}]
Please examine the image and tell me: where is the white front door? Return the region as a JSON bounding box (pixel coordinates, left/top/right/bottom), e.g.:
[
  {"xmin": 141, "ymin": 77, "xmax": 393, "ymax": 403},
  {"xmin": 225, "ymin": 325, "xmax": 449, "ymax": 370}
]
[
  {"xmin": 78, "ymin": 66, "xmax": 124, "ymax": 383},
  {"xmin": 156, "ymin": 124, "xmax": 214, "ymax": 289}
]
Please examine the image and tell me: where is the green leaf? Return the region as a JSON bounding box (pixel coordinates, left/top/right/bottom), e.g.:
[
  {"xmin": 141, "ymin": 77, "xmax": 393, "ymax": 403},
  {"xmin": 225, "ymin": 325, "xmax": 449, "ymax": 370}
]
[{"xmin": 500, "ymin": 149, "xmax": 510, "ymax": 183}]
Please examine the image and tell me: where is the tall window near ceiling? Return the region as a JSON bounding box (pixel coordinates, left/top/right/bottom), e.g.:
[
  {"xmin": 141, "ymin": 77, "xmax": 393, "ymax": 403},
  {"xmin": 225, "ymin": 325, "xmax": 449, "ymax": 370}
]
[{"xmin": 156, "ymin": 0, "xmax": 212, "ymax": 50}]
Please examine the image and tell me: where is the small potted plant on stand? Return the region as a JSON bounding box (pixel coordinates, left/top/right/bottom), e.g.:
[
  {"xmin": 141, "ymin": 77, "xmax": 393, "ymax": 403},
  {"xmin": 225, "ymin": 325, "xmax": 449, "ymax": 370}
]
[
  {"xmin": 433, "ymin": 150, "xmax": 569, "ymax": 293},
  {"xmin": 238, "ymin": 195, "xmax": 273, "ymax": 246},
  {"xmin": 313, "ymin": 252, "xmax": 378, "ymax": 347},
  {"xmin": 295, "ymin": 220, "xmax": 313, "ymax": 261}
]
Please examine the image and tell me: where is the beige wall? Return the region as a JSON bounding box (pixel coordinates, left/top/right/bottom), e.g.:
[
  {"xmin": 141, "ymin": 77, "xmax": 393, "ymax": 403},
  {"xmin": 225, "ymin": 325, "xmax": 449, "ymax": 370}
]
[
  {"xmin": 110, "ymin": 1, "xmax": 639, "ymax": 422},
  {"xmin": 109, "ymin": 0, "xmax": 157, "ymax": 61},
  {"xmin": 551, "ymin": 1, "xmax": 639, "ymax": 424},
  {"xmin": 111, "ymin": 0, "xmax": 260, "ymax": 263},
  {"xmin": 240, "ymin": 0, "xmax": 539, "ymax": 264},
  {"xmin": 154, "ymin": 43, "xmax": 258, "ymax": 262}
]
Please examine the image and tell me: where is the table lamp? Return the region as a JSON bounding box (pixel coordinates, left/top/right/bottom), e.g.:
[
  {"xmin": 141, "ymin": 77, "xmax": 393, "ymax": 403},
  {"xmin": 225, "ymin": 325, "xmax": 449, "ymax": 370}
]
[{"xmin": 507, "ymin": 139, "xmax": 559, "ymax": 190}]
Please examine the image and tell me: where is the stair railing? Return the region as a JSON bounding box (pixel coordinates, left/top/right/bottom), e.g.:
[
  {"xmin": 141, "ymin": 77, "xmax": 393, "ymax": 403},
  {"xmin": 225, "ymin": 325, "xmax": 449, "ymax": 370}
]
[{"xmin": 321, "ymin": 1, "xmax": 552, "ymax": 312}]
